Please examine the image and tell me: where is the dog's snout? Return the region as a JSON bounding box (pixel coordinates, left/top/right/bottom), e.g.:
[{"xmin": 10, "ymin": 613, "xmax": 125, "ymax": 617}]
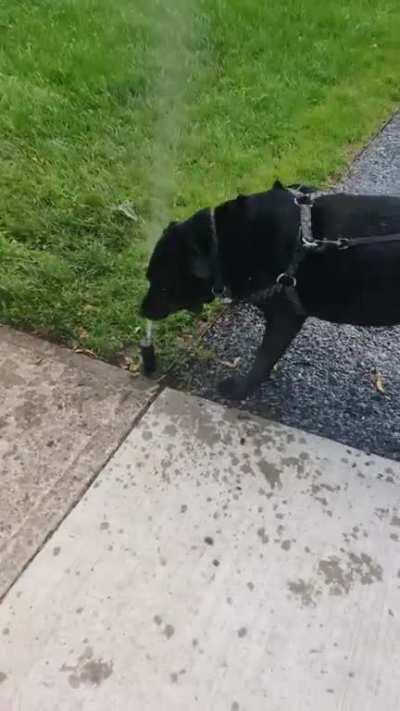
[{"xmin": 141, "ymin": 289, "xmax": 171, "ymax": 321}]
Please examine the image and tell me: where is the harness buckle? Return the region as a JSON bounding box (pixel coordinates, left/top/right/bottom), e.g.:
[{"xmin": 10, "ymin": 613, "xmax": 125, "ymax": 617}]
[
  {"xmin": 337, "ymin": 237, "xmax": 350, "ymax": 250},
  {"xmin": 293, "ymin": 195, "xmax": 314, "ymax": 207}
]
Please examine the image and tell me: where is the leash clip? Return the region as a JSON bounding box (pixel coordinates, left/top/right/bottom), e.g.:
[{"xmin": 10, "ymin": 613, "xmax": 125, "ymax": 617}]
[{"xmin": 301, "ymin": 235, "xmax": 320, "ymax": 250}]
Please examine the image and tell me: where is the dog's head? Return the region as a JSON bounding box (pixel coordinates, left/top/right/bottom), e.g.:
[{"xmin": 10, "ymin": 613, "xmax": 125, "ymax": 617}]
[
  {"xmin": 141, "ymin": 208, "xmax": 217, "ymax": 320},
  {"xmin": 141, "ymin": 180, "xmax": 301, "ymax": 320}
]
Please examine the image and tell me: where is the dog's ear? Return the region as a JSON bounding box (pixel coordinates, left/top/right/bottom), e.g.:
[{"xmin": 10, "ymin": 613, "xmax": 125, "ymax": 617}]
[
  {"xmin": 189, "ymin": 243, "xmax": 213, "ymax": 280},
  {"xmin": 185, "ymin": 208, "xmax": 215, "ymax": 280},
  {"xmin": 273, "ymin": 179, "xmax": 285, "ymax": 190}
]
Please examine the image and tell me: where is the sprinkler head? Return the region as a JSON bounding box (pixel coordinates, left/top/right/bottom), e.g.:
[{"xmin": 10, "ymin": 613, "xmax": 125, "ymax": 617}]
[{"xmin": 140, "ymin": 338, "xmax": 157, "ymax": 376}]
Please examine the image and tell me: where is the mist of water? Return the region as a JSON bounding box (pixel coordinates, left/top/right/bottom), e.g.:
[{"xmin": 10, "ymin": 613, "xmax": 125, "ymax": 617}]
[
  {"xmin": 145, "ymin": 0, "xmax": 197, "ymax": 249},
  {"xmin": 145, "ymin": 319, "xmax": 153, "ymax": 345},
  {"xmin": 143, "ymin": 1, "xmax": 198, "ymax": 345}
]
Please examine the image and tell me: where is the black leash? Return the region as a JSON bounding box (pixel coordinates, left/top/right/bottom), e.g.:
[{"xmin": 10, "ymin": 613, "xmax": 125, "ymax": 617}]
[{"xmin": 320, "ymin": 232, "xmax": 400, "ymax": 249}]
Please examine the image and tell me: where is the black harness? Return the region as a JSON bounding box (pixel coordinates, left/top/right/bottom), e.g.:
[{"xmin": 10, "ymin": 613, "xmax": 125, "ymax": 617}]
[
  {"xmin": 210, "ymin": 191, "xmax": 400, "ymax": 315},
  {"xmin": 294, "ymin": 190, "xmax": 400, "ymax": 251},
  {"xmin": 273, "ymin": 191, "xmax": 400, "ymax": 313}
]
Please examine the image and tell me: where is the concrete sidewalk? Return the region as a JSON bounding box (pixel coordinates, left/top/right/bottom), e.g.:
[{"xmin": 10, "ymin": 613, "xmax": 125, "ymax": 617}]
[
  {"xmin": 0, "ymin": 326, "xmax": 156, "ymax": 599},
  {"xmin": 1, "ymin": 331, "xmax": 400, "ymax": 710}
]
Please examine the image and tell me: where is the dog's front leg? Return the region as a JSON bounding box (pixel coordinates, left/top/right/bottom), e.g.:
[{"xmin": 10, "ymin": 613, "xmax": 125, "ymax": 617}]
[{"xmin": 218, "ymin": 293, "xmax": 306, "ymax": 400}]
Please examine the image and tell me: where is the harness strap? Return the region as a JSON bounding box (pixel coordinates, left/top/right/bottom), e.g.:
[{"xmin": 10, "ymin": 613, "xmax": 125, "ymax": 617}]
[
  {"xmin": 268, "ymin": 189, "xmax": 400, "ymax": 315},
  {"xmin": 297, "ymin": 198, "xmax": 314, "ymax": 246},
  {"xmin": 290, "ymin": 188, "xmax": 400, "ymax": 250},
  {"xmin": 209, "ymin": 208, "xmax": 232, "ymax": 302},
  {"xmin": 210, "ymin": 191, "xmax": 400, "ymax": 313}
]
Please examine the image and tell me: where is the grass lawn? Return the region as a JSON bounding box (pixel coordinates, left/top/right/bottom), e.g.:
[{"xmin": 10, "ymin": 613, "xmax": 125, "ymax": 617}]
[{"xmin": 0, "ymin": 0, "xmax": 399, "ymax": 366}]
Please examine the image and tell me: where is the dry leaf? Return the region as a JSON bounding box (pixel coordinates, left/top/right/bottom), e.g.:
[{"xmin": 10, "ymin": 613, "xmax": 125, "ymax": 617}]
[
  {"xmin": 220, "ymin": 357, "xmax": 241, "ymax": 369},
  {"xmin": 372, "ymin": 368, "xmax": 385, "ymax": 394},
  {"xmin": 74, "ymin": 347, "xmax": 96, "ymax": 358},
  {"xmin": 115, "ymin": 355, "xmax": 132, "ymax": 370},
  {"xmin": 128, "ymin": 359, "xmax": 141, "ymax": 374},
  {"xmin": 112, "ymin": 201, "xmax": 138, "ymax": 222}
]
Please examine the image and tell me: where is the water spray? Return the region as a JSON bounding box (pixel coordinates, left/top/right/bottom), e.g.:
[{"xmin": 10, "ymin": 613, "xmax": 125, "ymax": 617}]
[
  {"xmin": 140, "ymin": 1, "xmax": 194, "ymax": 377},
  {"xmin": 140, "ymin": 320, "xmax": 156, "ymax": 376}
]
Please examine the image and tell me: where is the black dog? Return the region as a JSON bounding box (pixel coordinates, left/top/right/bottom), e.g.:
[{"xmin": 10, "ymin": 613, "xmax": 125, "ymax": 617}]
[{"xmin": 141, "ymin": 180, "xmax": 400, "ymax": 400}]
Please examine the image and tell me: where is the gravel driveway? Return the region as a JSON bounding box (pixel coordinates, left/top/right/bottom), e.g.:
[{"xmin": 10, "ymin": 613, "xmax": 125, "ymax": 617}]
[{"xmin": 173, "ymin": 113, "xmax": 400, "ymax": 461}]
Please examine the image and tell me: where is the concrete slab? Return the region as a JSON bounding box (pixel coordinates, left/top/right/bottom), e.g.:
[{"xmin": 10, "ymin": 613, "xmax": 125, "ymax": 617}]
[
  {"xmin": 1, "ymin": 388, "xmax": 400, "ymax": 710},
  {"xmin": 0, "ymin": 325, "xmax": 155, "ymax": 598}
]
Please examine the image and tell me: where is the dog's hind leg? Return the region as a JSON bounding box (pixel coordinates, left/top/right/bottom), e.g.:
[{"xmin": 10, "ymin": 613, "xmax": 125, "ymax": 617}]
[{"xmin": 218, "ymin": 293, "xmax": 306, "ymax": 400}]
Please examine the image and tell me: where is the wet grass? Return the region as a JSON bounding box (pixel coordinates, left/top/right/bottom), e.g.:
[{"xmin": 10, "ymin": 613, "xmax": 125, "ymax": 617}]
[{"xmin": 0, "ymin": 0, "xmax": 399, "ymax": 363}]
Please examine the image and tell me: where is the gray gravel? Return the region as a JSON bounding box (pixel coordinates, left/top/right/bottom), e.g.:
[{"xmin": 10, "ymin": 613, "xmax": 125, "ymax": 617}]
[{"xmin": 173, "ymin": 113, "xmax": 400, "ymax": 461}]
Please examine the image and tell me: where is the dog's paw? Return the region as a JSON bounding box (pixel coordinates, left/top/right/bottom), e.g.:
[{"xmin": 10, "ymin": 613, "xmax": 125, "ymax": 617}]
[{"xmin": 218, "ymin": 376, "xmax": 248, "ymax": 401}]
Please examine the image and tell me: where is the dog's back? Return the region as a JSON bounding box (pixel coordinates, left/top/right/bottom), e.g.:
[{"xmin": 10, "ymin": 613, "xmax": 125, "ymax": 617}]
[{"xmin": 298, "ymin": 193, "xmax": 400, "ymax": 326}]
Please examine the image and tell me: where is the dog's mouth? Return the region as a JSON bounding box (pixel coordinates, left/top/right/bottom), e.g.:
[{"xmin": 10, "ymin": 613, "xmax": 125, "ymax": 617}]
[{"xmin": 141, "ymin": 300, "xmax": 171, "ymax": 321}]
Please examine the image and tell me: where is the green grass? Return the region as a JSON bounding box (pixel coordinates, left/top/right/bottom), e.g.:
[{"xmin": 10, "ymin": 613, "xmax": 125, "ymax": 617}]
[{"xmin": 0, "ymin": 0, "xmax": 399, "ymax": 364}]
